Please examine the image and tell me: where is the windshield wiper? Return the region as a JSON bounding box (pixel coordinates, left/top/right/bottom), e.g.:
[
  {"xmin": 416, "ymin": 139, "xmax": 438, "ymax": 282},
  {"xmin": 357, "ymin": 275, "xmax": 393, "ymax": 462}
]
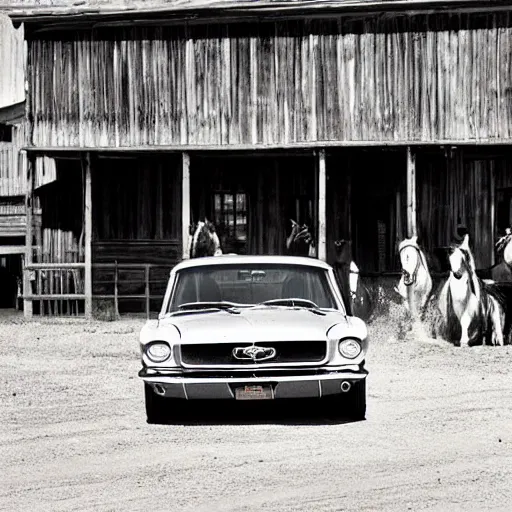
[
  {"xmin": 175, "ymin": 301, "xmax": 245, "ymax": 315},
  {"xmin": 257, "ymin": 298, "xmax": 326, "ymax": 316}
]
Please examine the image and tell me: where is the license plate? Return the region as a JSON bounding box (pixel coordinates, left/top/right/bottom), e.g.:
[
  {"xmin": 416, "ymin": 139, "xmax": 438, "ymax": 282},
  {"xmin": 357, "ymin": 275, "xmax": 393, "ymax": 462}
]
[{"xmin": 235, "ymin": 385, "xmax": 274, "ymax": 400}]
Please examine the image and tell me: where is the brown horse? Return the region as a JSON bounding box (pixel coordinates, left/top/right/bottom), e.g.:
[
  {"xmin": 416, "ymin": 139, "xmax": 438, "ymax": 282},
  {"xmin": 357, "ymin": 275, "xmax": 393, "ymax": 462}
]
[
  {"xmin": 286, "ymin": 220, "xmax": 316, "ymax": 257},
  {"xmin": 333, "ymin": 239, "xmax": 374, "ymax": 321},
  {"xmin": 188, "ymin": 219, "xmax": 223, "ymax": 258}
]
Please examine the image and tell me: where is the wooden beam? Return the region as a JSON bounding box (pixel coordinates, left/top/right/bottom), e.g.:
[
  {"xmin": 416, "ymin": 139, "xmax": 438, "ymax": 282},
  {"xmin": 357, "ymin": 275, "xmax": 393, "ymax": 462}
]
[
  {"xmin": 406, "ymin": 146, "xmax": 417, "ymax": 238},
  {"xmin": 490, "ymin": 160, "xmax": 496, "ymax": 265},
  {"xmin": 346, "ymin": 167, "xmax": 352, "ymax": 240},
  {"xmin": 182, "ymin": 152, "xmax": 191, "ymax": 260},
  {"xmin": 23, "ymin": 151, "xmax": 33, "ymax": 319},
  {"xmin": 84, "ymin": 152, "xmax": 93, "ymax": 318},
  {"xmin": 11, "ymin": 0, "xmax": 512, "ymax": 26},
  {"xmin": 21, "ymin": 140, "xmax": 512, "ymax": 156},
  {"xmin": 0, "ymin": 245, "xmax": 26, "ymax": 255},
  {"xmin": 318, "ymin": 149, "xmax": 327, "ymax": 262}
]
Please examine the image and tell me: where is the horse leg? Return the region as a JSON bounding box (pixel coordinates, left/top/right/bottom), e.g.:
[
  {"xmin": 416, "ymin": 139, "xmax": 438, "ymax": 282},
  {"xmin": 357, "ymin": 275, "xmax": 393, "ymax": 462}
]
[
  {"xmin": 459, "ymin": 311, "xmax": 471, "ymax": 347},
  {"xmin": 395, "ymin": 276, "xmax": 408, "ymax": 308},
  {"xmin": 489, "ymin": 297, "xmax": 504, "ymax": 347}
]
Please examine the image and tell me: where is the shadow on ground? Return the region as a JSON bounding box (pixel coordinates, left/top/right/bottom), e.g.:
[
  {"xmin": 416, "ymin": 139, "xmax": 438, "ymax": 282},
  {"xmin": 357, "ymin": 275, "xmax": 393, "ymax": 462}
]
[{"xmin": 148, "ymin": 398, "xmax": 365, "ymax": 427}]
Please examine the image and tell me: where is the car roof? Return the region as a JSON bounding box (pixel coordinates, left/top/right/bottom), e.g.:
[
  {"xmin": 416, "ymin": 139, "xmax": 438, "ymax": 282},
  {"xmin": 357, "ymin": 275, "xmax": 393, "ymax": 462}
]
[{"xmin": 172, "ymin": 255, "xmax": 333, "ymax": 272}]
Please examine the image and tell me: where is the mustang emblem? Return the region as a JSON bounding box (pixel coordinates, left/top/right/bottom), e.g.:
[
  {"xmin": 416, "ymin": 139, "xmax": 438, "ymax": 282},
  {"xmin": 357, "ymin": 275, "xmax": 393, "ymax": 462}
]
[{"xmin": 232, "ymin": 345, "xmax": 277, "ymax": 362}]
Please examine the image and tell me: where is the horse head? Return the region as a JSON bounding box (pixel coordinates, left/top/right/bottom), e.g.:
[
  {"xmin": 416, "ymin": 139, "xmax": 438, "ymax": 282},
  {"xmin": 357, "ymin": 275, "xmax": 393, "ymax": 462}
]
[
  {"xmin": 396, "ymin": 236, "xmax": 434, "ymax": 320},
  {"xmin": 449, "ymin": 234, "xmax": 479, "ymax": 302},
  {"xmin": 189, "ymin": 218, "xmax": 223, "ymax": 258},
  {"xmin": 398, "ymin": 235, "xmax": 423, "ymax": 286},
  {"xmin": 496, "ymin": 228, "xmax": 512, "ymax": 267},
  {"xmin": 334, "ymin": 239, "xmax": 352, "ymax": 266},
  {"xmin": 449, "ymin": 234, "xmax": 473, "ymax": 280}
]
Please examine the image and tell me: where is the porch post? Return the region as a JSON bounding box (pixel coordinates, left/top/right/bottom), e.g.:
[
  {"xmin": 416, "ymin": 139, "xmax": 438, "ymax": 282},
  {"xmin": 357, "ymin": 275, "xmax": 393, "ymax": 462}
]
[
  {"xmin": 182, "ymin": 152, "xmax": 191, "ymax": 260},
  {"xmin": 406, "ymin": 146, "xmax": 417, "ymax": 238},
  {"xmin": 23, "ymin": 150, "xmax": 33, "ymax": 319},
  {"xmin": 318, "ymin": 149, "xmax": 327, "ymax": 261},
  {"xmin": 490, "ymin": 162, "xmax": 496, "ymax": 265},
  {"xmin": 84, "ymin": 152, "xmax": 93, "ymax": 318}
]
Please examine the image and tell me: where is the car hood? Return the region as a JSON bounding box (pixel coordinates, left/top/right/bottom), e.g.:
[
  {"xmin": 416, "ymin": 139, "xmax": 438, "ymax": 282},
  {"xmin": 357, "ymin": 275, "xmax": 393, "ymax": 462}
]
[{"xmin": 158, "ymin": 307, "xmax": 355, "ymax": 344}]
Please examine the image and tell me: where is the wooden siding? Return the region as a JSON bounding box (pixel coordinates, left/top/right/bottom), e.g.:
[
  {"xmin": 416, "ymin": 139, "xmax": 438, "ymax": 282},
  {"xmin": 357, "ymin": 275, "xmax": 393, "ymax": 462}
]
[
  {"xmin": 92, "ymin": 155, "xmax": 182, "ymax": 243},
  {"xmin": 415, "ymin": 147, "xmax": 512, "ymax": 269},
  {"xmin": 91, "ymin": 155, "xmax": 182, "ymax": 302},
  {"xmin": 0, "ymin": 14, "xmax": 24, "ymax": 110},
  {"xmin": 29, "ymin": 12, "xmax": 512, "ymax": 149},
  {"xmin": 191, "ymin": 153, "xmax": 316, "ymax": 255},
  {"xmin": 0, "ymin": 199, "xmax": 27, "ymax": 236},
  {"xmin": 0, "ymin": 123, "xmax": 27, "ymax": 196},
  {"xmin": 326, "ymin": 148, "xmax": 407, "ymax": 273},
  {"xmin": 36, "ymin": 160, "xmax": 84, "ymax": 263}
]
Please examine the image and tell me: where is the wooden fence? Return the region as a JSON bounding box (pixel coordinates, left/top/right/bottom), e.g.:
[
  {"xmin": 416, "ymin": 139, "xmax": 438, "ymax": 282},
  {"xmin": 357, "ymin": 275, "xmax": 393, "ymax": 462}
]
[{"xmin": 23, "ymin": 261, "xmax": 171, "ymax": 319}]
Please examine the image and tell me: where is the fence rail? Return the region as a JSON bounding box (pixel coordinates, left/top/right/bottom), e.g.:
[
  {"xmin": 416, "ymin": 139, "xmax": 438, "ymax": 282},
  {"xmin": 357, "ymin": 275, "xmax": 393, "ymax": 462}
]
[{"xmin": 23, "ymin": 261, "xmax": 173, "ymax": 319}]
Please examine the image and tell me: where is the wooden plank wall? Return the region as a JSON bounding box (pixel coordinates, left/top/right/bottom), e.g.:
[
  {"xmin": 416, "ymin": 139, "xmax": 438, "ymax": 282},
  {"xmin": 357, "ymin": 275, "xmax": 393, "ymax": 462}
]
[
  {"xmin": 0, "ymin": 127, "xmax": 55, "ymax": 198},
  {"xmin": 191, "ymin": 154, "xmax": 316, "ymax": 256},
  {"xmin": 91, "ymin": 155, "xmax": 181, "ymax": 304},
  {"xmin": 92, "ymin": 154, "xmax": 181, "ymax": 245},
  {"xmin": 0, "ymin": 14, "xmax": 25, "ymax": 110},
  {"xmin": 0, "ymin": 198, "xmax": 26, "ymax": 236},
  {"xmin": 0, "ymin": 123, "xmax": 27, "ymax": 196},
  {"xmin": 36, "ymin": 159, "xmax": 84, "ymax": 263},
  {"xmin": 415, "ymin": 147, "xmax": 505, "ymax": 270},
  {"xmin": 28, "ymin": 12, "xmax": 512, "ymax": 148},
  {"xmin": 326, "ymin": 149, "xmax": 407, "ymax": 273}
]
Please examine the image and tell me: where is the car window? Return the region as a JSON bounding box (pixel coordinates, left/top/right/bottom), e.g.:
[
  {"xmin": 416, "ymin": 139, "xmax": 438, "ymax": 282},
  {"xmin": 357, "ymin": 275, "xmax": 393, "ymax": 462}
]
[{"xmin": 168, "ymin": 264, "xmax": 338, "ymax": 311}]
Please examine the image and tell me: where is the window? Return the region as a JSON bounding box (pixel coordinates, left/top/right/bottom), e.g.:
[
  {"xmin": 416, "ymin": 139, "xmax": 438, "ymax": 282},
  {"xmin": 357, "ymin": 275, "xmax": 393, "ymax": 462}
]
[
  {"xmin": 168, "ymin": 264, "xmax": 338, "ymax": 312},
  {"xmin": 214, "ymin": 192, "xmax": 247, "ymax": 242}
]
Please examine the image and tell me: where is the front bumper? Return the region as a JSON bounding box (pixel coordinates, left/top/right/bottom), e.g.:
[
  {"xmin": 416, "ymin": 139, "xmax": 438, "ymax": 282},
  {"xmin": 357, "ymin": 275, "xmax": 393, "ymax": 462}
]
[{"xmin": 139, "ymin": 368, "xmax": 368, "ymax": 400}]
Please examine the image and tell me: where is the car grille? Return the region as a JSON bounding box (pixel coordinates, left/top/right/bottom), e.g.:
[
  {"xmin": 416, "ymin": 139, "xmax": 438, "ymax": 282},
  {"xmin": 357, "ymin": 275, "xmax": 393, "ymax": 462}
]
[{"xmin": 180, "ymin": 341, "xmax": 327, "ymax": 366}]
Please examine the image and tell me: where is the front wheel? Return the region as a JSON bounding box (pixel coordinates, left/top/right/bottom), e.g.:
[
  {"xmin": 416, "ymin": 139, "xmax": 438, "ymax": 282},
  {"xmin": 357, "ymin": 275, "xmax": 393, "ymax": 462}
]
[
  {"xmin": 345, "ymin": 379, "xmax": 366, "ymax": 420},
  {"xmin": 324, "ymin": 379, "xmax": 366, "ymax": 421}
]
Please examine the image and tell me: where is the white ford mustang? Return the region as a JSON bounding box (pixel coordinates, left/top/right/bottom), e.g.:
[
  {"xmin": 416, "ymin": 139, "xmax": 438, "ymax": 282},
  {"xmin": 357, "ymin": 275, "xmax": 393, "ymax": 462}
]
[{"xmin": 139, "ymin": 255, "xmax": 369, "ymax": 423}]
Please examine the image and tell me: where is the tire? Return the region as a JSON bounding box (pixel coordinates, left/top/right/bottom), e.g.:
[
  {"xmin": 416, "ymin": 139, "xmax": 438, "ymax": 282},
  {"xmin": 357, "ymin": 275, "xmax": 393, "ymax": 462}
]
[
  {"xmin": 144, "ymin": 383, "xmax": 171, "ymax": 424},
  {"xmin": 345, "ymin": 379, "xmax": 366, "ymax": 421},
  {"xmin": 323, "ymin": 379, "xmax": 366, "ymax": 421}
]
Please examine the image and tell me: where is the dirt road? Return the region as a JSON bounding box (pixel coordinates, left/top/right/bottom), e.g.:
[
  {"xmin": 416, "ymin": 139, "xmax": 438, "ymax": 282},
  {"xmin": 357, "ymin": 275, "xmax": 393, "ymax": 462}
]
[{"xmin": 1, "ymin": 314, "xmax": 511, "ymax": 512}]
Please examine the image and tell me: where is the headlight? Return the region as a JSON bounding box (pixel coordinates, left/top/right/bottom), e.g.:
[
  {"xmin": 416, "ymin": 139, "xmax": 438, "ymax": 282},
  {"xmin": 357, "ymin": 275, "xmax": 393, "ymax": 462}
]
[
  {"xmin": 146, "ymin": 342, "xmax": 172, "ymax": 363},
  {"xmin": 338, "ymin": 338, "xmax": 362, "ymax": 359}
]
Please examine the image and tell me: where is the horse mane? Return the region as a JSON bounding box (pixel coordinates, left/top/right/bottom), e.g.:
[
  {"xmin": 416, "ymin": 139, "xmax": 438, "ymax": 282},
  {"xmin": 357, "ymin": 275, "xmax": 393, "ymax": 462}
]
[{"xmin": 454, "ymin": 246, "xmax": 480, "ymax": 300}]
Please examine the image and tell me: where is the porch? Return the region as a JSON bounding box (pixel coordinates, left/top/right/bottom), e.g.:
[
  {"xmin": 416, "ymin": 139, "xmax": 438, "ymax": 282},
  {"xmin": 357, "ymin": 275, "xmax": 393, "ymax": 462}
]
[{"xmin": 19, "ymin": 145, "xmax": 512, "ymax": 318}]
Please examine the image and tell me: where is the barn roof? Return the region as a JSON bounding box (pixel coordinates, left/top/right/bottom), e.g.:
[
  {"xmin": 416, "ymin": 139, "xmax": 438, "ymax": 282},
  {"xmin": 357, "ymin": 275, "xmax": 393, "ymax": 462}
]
[{"xmin": 2, "ymin": 0, "xmax": 512, "ymax": 25}]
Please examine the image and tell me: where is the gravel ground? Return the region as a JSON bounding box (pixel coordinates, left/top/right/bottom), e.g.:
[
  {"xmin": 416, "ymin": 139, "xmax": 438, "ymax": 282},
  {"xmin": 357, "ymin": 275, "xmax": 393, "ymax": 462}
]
[{"xmin": 1, "ymin": 309, "xmax": 511, "ymax": 512}]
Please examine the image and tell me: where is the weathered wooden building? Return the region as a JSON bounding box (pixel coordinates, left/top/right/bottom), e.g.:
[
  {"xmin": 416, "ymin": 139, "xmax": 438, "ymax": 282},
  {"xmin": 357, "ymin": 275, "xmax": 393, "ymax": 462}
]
[
  {"xmin": 0, "ymin": 14, "xmax": 27, "ymax": 308},
  {"xmin": 2, "ymin": 0, "xmax": 512, "ymax": 317}
]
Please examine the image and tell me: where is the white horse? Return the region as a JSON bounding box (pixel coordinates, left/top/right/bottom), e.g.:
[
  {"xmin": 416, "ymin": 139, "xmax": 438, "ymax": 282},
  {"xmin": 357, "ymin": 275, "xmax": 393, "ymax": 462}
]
[
  {"xmin": 395, "ymin": 236, "xmax": 433, "ymax": 321},
  {"xmin": 438, "ymin": 234, "xmax": 505, "ymax": 347}
]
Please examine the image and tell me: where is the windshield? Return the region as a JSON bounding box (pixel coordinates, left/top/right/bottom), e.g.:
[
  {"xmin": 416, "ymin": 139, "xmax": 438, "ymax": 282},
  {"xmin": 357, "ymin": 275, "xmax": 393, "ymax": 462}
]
[{"xmin": 167, "ymin": 264, "xmax": 339, "ymax": 312}]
